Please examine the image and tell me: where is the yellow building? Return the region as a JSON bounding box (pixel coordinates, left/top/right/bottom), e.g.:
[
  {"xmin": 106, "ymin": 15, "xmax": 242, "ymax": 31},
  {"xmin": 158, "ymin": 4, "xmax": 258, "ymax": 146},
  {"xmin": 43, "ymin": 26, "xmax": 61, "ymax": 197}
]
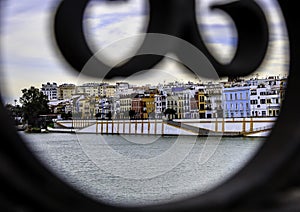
[
  {"xmin": 57, "ymin": 84, "xmax": 75, "ymax": 100},
  {"xmin": 142, "ymin": 94, "xmax": 155, "ymax": 119},
  {"xmin": 105, "ymin": 85, "xmax": 116, "ymax": 98},
  {"xmin": 86, "ymin": 86, "xmax": 100, "ymax": 97},
  {"xmin": 75, "ymin": 83, "xmax": 100, "ymax": 97},
  {"xmin": 74, "ymin": 96, "xmax": 95, "ymax": 119},
  {"xmin": 197, "ymin": 89, "xmax": 206, "ymax": 119},
  {"xmin": 120, "ymin": 96, "xmax": 132, "ymax": 119},
  {"xmin": 99, "ymin": 85, "xmax": 107, "ymax": 97}
]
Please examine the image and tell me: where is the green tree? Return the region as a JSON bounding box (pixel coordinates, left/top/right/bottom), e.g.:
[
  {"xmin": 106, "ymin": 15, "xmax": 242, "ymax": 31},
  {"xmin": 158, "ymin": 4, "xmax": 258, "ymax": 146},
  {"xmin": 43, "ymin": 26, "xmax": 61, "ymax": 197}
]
[
  {"xmin": 20, "ymin": 86, "xmax": 50, "ymax": 127},
  {"xmin": 95, "ymin": 112, "xmax": 101, "ymax": 120},
  {"xmin": 5, "ymin": 104, "xmax": 23, "ymax": 125},
  {"xmin": 107, "ymin": 111, "xmax": 112, "ymax": 120},
  {"xmin": 61, "ymin": 111, "xmax": 72, "ymax": 120},
  {"xmin": 164, "ymin": 108, "xmax": 177, "ymax": 120},
  {"xmin": 129, "ymin": 109, "xmax": 135, "ymax": 120},
  {"xmin": 5, "ymin": 104, "xmax": 15, "ymax": 118}
]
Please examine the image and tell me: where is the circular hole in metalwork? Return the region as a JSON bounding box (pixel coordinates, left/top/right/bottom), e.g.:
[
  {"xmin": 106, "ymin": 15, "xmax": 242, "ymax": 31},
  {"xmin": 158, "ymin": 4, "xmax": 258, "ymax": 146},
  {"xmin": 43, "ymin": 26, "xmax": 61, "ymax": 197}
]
[
  {"xmin": 83, "ymin": 0, "xmax": 149, "ymax": 67},
  {"xmin": 0, "ymin": 0, "xmax": 292, "ymax": 209}
]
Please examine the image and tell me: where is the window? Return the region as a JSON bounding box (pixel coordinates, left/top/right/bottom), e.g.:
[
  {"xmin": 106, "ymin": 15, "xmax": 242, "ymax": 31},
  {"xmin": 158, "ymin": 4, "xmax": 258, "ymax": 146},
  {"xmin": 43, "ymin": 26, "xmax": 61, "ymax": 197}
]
[
  {"xmin": 235, "ymin": 93, "xmax": 238, "ymax": 100},
  {"xmin": 251, "ymin": 90, "xmax": 257, "ymax": 95},
  {"xmin": 260, "ymin": 99, "xmax": 266, "ymax": 104},
  {"xmin": 260, "ymin": 92, "xmax": 266, "ymax": 95},
  {"xmin": 230, "ymin": 94, "xmax": 233, "ymax": 100},
  {"xmin": 262, "ymin": 111, "xmax": 266, "ymax": 116},
  {"xmin": 240, "ymin": 93, "xmax": 243, "ymax": 100}
]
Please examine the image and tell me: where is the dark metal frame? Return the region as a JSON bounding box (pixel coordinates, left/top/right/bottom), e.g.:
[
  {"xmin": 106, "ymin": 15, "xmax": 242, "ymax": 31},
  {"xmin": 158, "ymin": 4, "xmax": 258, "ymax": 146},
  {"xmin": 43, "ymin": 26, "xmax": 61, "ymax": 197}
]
[{"xmin": 0, "ymin": 0, "xmax": 299, "ymax": 211}]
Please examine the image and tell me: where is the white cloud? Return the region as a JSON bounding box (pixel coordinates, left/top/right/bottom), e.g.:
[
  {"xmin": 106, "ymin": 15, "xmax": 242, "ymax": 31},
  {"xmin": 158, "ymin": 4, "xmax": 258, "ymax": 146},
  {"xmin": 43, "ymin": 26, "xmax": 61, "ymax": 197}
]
[
  {"xmin": 83, "ymin": 0, "xmax": 148, "ymax": 66},
  {"xmin": 99, "ymin": 55, "xmax": 209, "ymax": 86},
  {"xmin": 254, "ymin": 38, "xmax": 289, "ymax": 77},
  {"xmin": 1, "ymin": 0, "xmax": 78, "ymax": 103},
  {"xmin": 2, "ymin": 62, "xmax": 78, "ymax": 104},
  {"xmin": 84, "ymin": 16, "xmax": 148, "ymax": 66},
  {"xmin": 86, "ymin": 0, "xmax": 147, "ymax": 16},
  {"xmin": 0, "ymin": 0, "xmax": 290, "ymax": 103}
]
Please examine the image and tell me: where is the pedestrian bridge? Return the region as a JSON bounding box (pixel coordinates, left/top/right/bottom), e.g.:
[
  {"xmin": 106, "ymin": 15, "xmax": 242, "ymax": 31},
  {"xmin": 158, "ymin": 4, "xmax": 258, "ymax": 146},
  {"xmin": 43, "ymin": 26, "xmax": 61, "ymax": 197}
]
[{"xmin": 55, "ymin": 117, "xmax": 276, "ymax": 137}]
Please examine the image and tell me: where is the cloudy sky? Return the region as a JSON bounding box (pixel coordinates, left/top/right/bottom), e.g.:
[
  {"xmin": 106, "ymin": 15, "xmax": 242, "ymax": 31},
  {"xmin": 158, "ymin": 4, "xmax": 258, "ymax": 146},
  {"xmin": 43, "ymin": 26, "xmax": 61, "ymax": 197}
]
[{"xmin": 1, "ymin": 0, "xmax": 289, "ymax": 104}]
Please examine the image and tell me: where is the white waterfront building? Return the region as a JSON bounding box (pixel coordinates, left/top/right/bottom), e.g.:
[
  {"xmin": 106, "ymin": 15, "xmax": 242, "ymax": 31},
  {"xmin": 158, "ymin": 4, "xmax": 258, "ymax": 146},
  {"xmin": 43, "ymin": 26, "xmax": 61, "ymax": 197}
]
[
  {"xmin": 41, "ymin": 82, "xmax": 58, "ymax": 100},
  {"xmin": 154, "ymin": 94, "xmax": 167, "ymax": 119},
  {"xmin": 205, "ymin": 83, "xmax": 224, "ymax": 118},
  {"xmin": 250, "ymin": 83, "xmax": 281, "ymax": 117}
]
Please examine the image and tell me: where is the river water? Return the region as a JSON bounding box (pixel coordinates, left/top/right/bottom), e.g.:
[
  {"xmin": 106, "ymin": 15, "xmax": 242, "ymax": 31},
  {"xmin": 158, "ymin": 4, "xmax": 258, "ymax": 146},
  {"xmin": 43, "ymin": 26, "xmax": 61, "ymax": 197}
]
[{"xmin": 19, "ymin": 132, "xmax": 263, "ymax": 207}]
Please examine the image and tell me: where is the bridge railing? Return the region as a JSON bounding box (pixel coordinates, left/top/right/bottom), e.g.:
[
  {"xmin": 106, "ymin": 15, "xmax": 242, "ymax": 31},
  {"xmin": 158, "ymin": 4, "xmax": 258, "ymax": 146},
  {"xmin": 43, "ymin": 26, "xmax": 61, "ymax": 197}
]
[{"xmin": 248, "ymin": 125, "xmax": 273, "ymax": 133}]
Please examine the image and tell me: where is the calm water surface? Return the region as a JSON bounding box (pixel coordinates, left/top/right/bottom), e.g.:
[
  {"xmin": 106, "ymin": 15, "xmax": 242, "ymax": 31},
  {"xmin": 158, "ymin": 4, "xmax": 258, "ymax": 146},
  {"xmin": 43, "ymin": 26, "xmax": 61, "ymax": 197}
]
[{"xmin": 20, "ymin": 132, "xmax": 263, "ymax": 207}]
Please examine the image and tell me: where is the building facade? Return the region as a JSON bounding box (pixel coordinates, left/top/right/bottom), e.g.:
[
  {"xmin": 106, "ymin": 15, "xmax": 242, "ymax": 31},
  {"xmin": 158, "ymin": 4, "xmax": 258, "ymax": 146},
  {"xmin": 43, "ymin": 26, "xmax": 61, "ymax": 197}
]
[
  {"xmin": 57, "ymin": 83, "xmax": 75, "ymax": 100},
  {"xmin": 205, "ymin": 83, "xmax": 223, "ymax": 118},
  {"xmin": 196, "ymin": 88, "xmax": 206, "ymax": 119},
  {"xmin": 223, "ymin": 86, "xmax": 251, "ymax": 118},
  {"xmin": 41, "ymin": 82, "xmax": 58, "ymax": 100},
  {"xmin": 154, "ymin": 94, "xmax": 167, "ymax": 119},
  {"xmin": 166, "ymin": 95, "xmax": 178, "ymax": 119}
]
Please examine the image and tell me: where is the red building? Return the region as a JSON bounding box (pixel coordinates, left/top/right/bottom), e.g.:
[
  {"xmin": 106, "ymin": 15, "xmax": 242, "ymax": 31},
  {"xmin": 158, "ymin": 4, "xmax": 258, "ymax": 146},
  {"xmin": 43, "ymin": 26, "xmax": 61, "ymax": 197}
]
[{"xmin": 131, "ymin": 95, "xmax": 144, "ymax": 119}]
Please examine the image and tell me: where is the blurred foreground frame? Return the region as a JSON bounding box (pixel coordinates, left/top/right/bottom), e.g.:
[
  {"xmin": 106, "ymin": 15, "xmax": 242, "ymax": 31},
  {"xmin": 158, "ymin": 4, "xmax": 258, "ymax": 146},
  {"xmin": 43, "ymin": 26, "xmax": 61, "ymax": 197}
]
[{"xmin": 1, "ymin": 0, "xmax": 300, "ymax": 212}]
